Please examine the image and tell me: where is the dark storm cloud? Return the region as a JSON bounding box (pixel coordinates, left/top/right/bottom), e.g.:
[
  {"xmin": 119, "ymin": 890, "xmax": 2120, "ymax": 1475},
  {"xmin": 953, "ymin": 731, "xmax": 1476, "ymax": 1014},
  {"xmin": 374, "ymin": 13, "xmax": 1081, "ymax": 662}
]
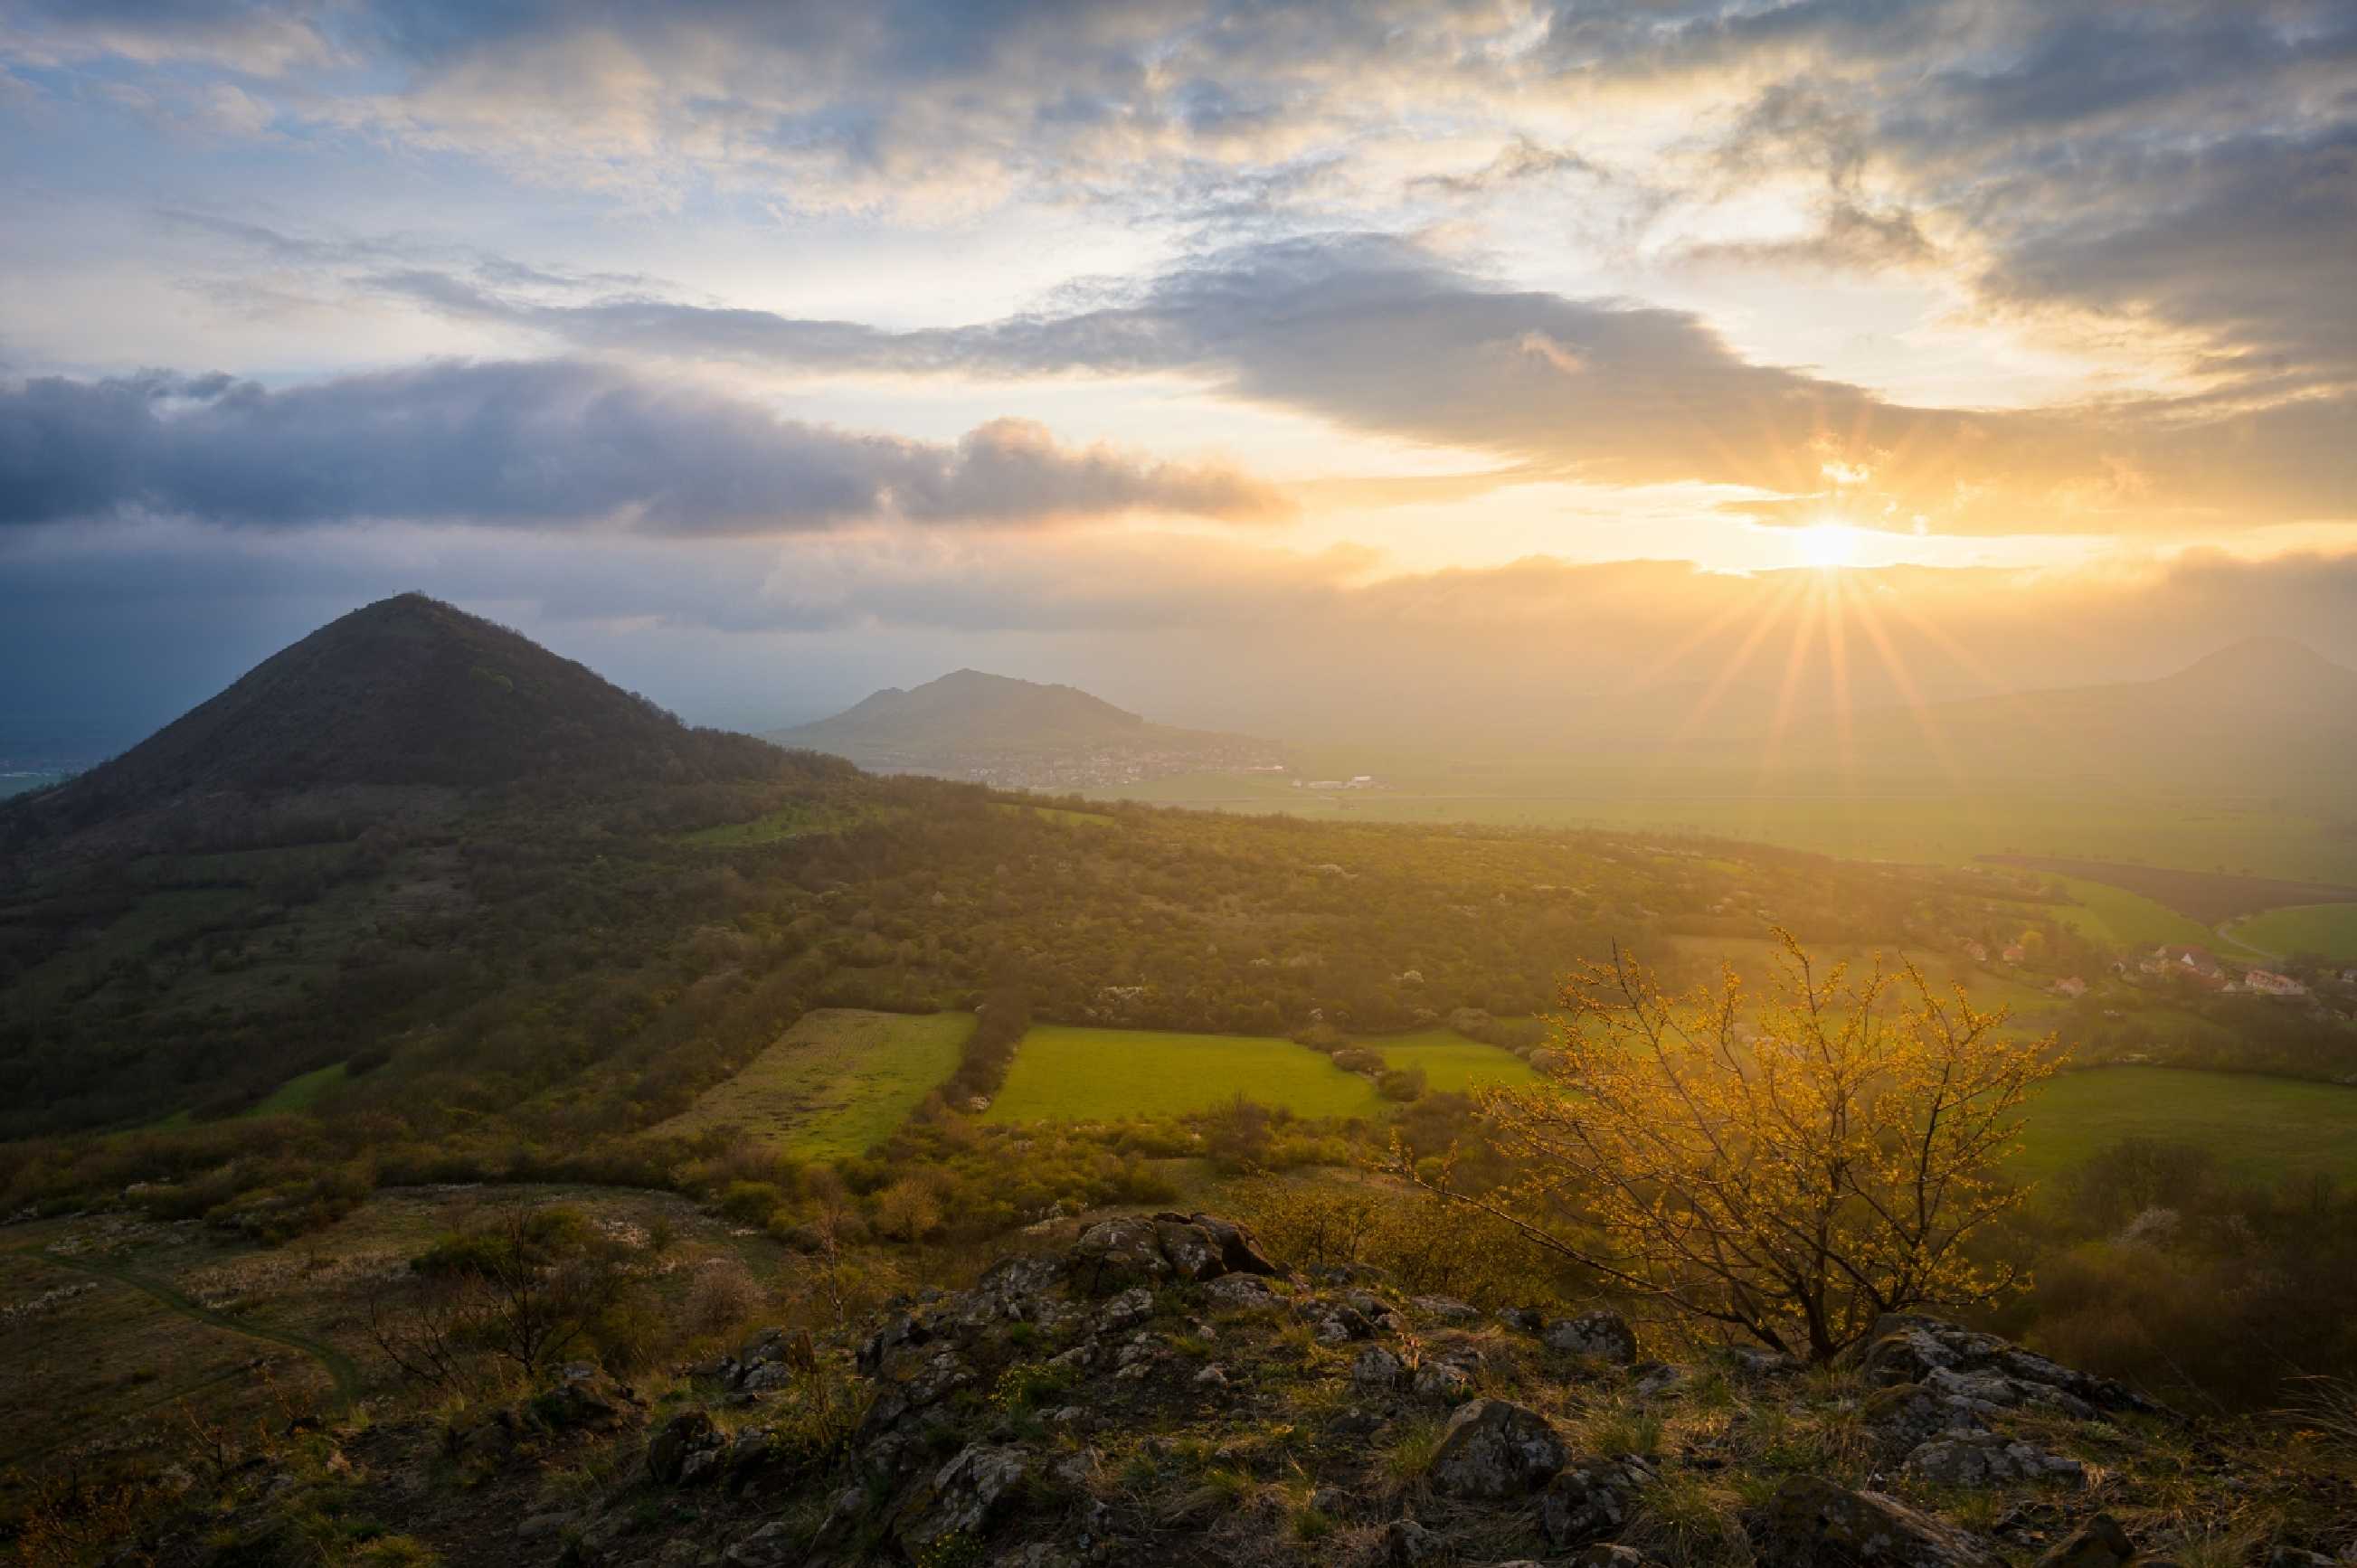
[{"xmin": 0, "ymin": 360, "xmax": 1288, "ymax": 533}]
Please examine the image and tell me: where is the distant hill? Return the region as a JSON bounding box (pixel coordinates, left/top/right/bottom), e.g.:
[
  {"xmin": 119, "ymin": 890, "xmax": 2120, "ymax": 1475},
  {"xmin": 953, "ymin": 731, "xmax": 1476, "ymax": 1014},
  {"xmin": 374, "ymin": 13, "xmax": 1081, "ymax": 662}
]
[
  {"xmin": 5, "ymin": 593, "xmax": 805, "ymax": 842},
  {"xmin": 773, "ymin": 669, "xmax": 1282, "ymax": 786},
  {"xmin": 1751, "ymin": 637, "xmax": 2357, "ymax": 789}
]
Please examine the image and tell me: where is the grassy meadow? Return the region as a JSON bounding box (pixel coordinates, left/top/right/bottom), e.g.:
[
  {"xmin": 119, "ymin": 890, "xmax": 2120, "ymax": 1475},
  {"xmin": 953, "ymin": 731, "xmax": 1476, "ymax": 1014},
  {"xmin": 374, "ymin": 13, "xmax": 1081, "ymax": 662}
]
[
  {"xmin": 983, "ymin": 1024, "xmax": 1386, "ymax": 1123},
  {"xmin": 2010, "ymin": 1067, "xmax": 2357, "ymax": 1188},
  {"xmin": 658, "ymin": 1007, "xmax": 975, "ymax": 1157},
  {"xmin": 2223, "ymin": 902, "xmax": 2357, "ymax": 961},
  {"xmin": 1365, "ymin": 1029, "xmax": 1539, "ymax": 1092},
  {"xmin": 2048, "ymin": 874, "xmax": 2219, "ymax": 951}
]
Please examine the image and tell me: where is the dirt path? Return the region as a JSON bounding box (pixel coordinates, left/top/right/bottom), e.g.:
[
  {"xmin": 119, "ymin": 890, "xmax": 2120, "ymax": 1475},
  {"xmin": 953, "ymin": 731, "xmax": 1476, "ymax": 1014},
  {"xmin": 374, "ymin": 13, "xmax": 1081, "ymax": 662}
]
[{"xmin": 18, "ymin": 1245, "xmax": 366, "ymax": 1411}]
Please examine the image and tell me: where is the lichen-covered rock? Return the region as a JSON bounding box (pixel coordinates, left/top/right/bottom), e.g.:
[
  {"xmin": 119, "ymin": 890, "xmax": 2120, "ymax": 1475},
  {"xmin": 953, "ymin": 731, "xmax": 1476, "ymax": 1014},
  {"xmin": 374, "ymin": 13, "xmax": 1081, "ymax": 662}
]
[
  {"xmin": 1851, "ymin": 1317, "xmax": 2152, "ymax": 1414},
  {"xmin": 1097, "ymin": 1286, "xmax": 1154, "ymax": 1334},
  {"xmin": 1069, "ymin": 1216, "xmax": 1172, "ymax": 1295},
  {"xmin": 1426, "ymin": 1397, "xmax": 1568, "ymax": 1499},
  {"xmin": 1383, "ymin": 1518, "xmax": 1443, "ymax": 1565},
  {"xmin": 1901, "ymin": 1431, "xmax": 2084, "ymax": 1488},
  {"xmin": 895, "ymin": 1442, "xmax": 1032, "ymax": 1556},
  {"xmin": 1154, "ymin": 1217, "xmax": 1226, "ymax": 1280},
  {"xmin": 2033, "ymin": 1514, "xmax": 2135, "ymax": 1568},
  {"xmin": 1203, "ymin": 1273, "xmax": 1279, "ymax": 1309},
  {"xmin": 1410, "ymin": 1294, "xmax": 1479, "ymax": 1323},
  {"xmin": 1538, "ymin": 1455, "xmax": 1652, "ymax": 1547},
  {"xmin": 1862, "ymin": 1382, "xmax": 1987, "ymax": 1457},
  {"xmin": 1725, "ymin": 1345, "xmax": 1803, "ymax": 1379},
  {"xmin": 1760, "ymin": 1477, "xmax": 2004, "ymax": 1568},
  {"xmin": 1173, "ymin": 1212, "xmax": 1282, "ymax": 1277},
  {"xmin": 1351, "ymin": 1346, "xmax": 1408, "ymax": 1391},
  {"xmin": 1067, "ymin": 1212, "xmax": 1282, "ymax": 1296},
  {"xmin": 722, "ymin": 1521, "xmax": 798, "ymax": 1568},
  {"xmin": 1412, "ymin": 1358, "xmax": 1474, "ymax": 1401},
  {"xmin": 858, "ymin": 1346, "xmax": 975, "ymax": 1442},
  {"xmin": 1545, "ymin": 1309, "xmax": 1639, "ymax": 1365},
  {"xmin": 646, "ymin": 1409, "xmax": 722, "ymax": 1485}
]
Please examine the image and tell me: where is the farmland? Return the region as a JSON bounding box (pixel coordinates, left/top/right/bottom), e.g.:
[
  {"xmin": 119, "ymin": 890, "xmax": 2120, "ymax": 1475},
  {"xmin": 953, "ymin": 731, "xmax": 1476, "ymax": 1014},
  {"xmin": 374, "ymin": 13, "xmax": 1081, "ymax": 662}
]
[
  {"xmin": 983, "ymin": 1025, "xmax": 1387, "ymax": 1123},
  {"xmin": 657, "ymin": 1008, "xmax": 975, "ymax": 1157},
  {"xmin": 1978, "ymin": 855, "xmax": 2357, "ymax": 925},
  {"xmin": 2047, "ymin": 874, "xmax": 2218, "ymax": 952},
  {"xmin": 2223, "ymin": 902, "xmax": 2357, "ymax": 962},
  {"xmin": 1365, "ymin": 1029, "xmax": 1539, "ymax": 1093},
  {"xmin": 2010, "ymin": 1067, "xmax": 2357, "ymax": 1188}
]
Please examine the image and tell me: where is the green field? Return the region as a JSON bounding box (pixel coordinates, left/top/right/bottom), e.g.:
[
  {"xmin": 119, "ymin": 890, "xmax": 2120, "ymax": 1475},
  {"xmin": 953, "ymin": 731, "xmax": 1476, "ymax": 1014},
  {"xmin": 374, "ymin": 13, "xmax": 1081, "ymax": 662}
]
[
  {"xmin": 682, "ymin": 798, "xmax": 871, "ymax": 846},
  {"xmin": 2048, "ymin": 875, "xmax": 2217, "ymax": 952},
  {"xmin": 984, "ymin": 1025, "xmax": 1386, "ymax": 1123},
  {"xmin": 249, "ymin": 1062, "xmax": 350, "ymax": 1116},
  {"xmin": 2010, "ymin": 1068, "xmax": 2357, "ymax": 1188},
  {"xmin": 1366, "ymin": 1030, "xmax": 1538, "ymax": 1093},
  {"xmin": 2222, "ymin": 902, "xmax": 2357, "ymax": 962},
  {"xmin": 990, "ymin": 801, "xmax": 1116, "ymax": 827},
  {"xmin": 658, "ymin": 1008, "xmax": 975, "ymax": 1157}
]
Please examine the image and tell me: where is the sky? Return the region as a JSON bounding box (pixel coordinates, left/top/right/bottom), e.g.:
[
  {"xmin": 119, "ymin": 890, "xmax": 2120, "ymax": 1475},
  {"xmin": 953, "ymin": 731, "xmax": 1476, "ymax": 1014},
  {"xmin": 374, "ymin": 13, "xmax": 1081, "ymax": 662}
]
[{"xmin": 3, "ymin": 1, "xmax": 2353, "ymax": 755}]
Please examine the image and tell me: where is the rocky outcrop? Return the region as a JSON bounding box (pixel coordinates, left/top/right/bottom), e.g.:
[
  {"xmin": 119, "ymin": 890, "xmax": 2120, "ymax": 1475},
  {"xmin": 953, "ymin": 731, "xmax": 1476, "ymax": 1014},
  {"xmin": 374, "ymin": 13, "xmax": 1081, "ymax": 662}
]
[
  {"xmin": 646, "ymin": 1410, "xmax": 723, "ymax": 1486},
  {"xmin": 502, "ymin": 1220, "xmax": 2210, "ymax": 1568},
  {"xmin": 2032, "ymin": 1513, "xmax": 2136, "ymax": 1568},
  {"xmin": 1902, "ymin": 1431, "xmax": 2083, "ymax": 1488},
  {"xmin": 893, "ymin": 1442, "xmax": 1032, "ymax": 1556},
  {"xmin": 1544, "ymin": 1309, "xmax": 1640, "ymax": 1364},
  {"xmin": 1066, "ymin": 1211, "xmax": 1279, "ymax": 1295},
  {"xmin": 1425, "ymin": 1398, "xmax": 1568, "ymax": 1499},
  {"xmin": 1538, "ymin": 1455, "xmax": 1654, "ymax": 1548},
  {"xmin": 1760, "ymin": 1477, "xmax": 2006, "ymax": 1568},
  {"xmin": 1851, "ymin": 1315, "xmax": 2154, "ymax": 1416}
]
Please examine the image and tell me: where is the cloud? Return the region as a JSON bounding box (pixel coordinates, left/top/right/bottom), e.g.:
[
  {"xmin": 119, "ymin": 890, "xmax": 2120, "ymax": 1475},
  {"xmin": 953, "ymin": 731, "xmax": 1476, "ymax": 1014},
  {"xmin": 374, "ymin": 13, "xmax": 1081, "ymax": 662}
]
[
  {"xmin": 381, "ymin": 232, "xmax": 2357, "ymax": 535},
  {"xmin": 0, "ymin": 360, "xmax": 1290, "ymax": 534}
]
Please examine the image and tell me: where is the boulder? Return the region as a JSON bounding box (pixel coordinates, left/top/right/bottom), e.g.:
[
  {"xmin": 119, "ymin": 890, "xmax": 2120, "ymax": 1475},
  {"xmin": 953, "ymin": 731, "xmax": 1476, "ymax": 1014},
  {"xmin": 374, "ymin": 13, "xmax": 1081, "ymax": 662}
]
[
  {"xmin": 1173, "ymin": 1212, "xmax": 1283, "ymax": 1277},
  {"xmin": 646, "ymin": 1409, "xmax": 723, "ymax": 1485},
  {"xmin": 1538, "ymin": 1455, "xmax": 1652, "ymax": 1548},
  {"xmin": 1383, "ymin": 1518, "xmax": 1444, "ymax": 1565},
  {"xmin": 1425, "ymin": 1398, "xmax": 1568, "ymax": 1499},
  {"xmin": 1097, "ymin": 1286, "xmax": 1155, "ymax": 1334},
  {"xmin": 1203, "ymin": 1274, "xmax": 1279, "ymax": 1310},
  {"xmin": 1901, "ymin": 1432, "xmax": 2084, "ymax": 1488},
  {"xmin": 1410, "ymin": 1294, "xmax": 1480, "ymax": 1323},
  {"xmin": 1861, "ymin": 1383, "xmax": 1986, "ymax": 1458},
  {"xmin": 1153, "ymin": 1217, "xmax": 1227, "ymax": 1280},
  {"xmin": 1068, "ymin": 1216, "xmax": 1171, "ymax": 1295},
  {"xmin": 1352, "ymin": 1346, "xmax": 1409, "ymax": 1391},
  {"xmin": 1412, "ymin": 1359, "xmax": 1474, "ymax": 1401},
  {"xmin": 1759, "ymin": 1477, "xmax": 2004, "ymax": 1568},
  {"xmin": 1545, "ymin": 1310, "xmax": 1639, "ymax": 1365},
  {"xmin": 1725, "ymin": 1346, "xmax": 1803, "ymax": 1379},
  {"xmin": 530, "ymin": 1367, "xmax": 632, "ymax": 1431},
  {"xmin": 895, "ymin": 1442, "xmax": 1032, "ymax": 1556},
  {"xmin": 2033, "ymin": 1514, "xmax": 2135, "ymax": 1568},
  {"xmin": 1851, "ymin": 1317, "xmax": 2152, "ymax": 1414},
  {"xmin": 722, "ymin": 1522, "xmax": 800, "ymax": 1568}
]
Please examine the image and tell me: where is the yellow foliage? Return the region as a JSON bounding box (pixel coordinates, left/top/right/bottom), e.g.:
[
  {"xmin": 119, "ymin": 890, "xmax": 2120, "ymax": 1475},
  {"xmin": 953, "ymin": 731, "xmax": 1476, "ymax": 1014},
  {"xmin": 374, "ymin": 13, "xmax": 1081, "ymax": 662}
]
[{"xmin": 1438, "ymin": 931, "xmax": 2059, "ymax": 1362}]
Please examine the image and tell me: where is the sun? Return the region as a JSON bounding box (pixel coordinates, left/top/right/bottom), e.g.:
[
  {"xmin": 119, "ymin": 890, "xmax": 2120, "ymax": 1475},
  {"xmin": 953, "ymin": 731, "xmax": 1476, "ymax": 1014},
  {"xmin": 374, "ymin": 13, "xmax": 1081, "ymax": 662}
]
[{"xmin": 1793, "ymin": 523, "xmax": 1863, "ymax": 570}]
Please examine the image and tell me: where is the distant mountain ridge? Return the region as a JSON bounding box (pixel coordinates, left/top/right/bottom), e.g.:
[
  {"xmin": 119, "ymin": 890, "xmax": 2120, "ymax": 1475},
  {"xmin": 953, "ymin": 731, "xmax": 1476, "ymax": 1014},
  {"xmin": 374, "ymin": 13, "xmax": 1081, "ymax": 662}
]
[
  {"xmin": 5, "ymin": 593, "xmax": 804, "ymax": 842},
  {"xmin": 773, "ymin": 668, "xmax": 1281, "ymax": 785}
]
